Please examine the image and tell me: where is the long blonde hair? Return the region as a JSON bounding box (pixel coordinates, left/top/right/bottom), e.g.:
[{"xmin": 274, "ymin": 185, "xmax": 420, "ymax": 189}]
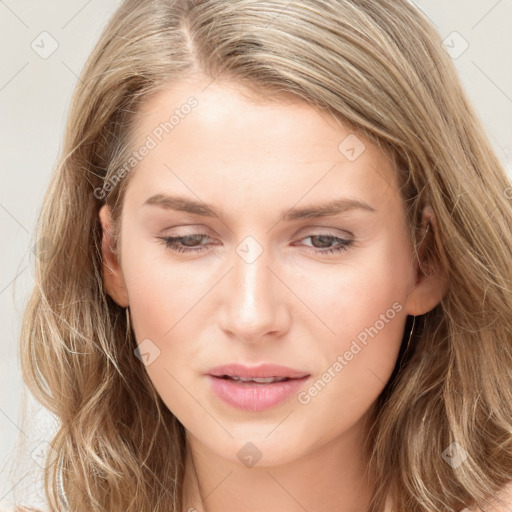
[{"xmin": 17, "ymin": 0, "xmax": 512, "ymax": 511}]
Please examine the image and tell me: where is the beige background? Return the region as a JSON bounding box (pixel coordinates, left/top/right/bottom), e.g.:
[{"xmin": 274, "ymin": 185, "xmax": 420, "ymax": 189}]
[{"xmin": 0, "ymin": 0, "xmax": 511, "ymax": 507}]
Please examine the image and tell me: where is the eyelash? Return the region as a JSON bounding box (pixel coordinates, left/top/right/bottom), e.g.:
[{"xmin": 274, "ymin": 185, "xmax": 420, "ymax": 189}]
[{"xmin": 157, "ymin": 232, "xmax": 354, "ymax": 256}]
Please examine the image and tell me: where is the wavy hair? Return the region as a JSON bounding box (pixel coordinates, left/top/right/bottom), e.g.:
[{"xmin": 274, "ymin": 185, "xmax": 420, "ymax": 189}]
[{"xmin": 16, "ymin": 0, "xmax": 512, "ymax": 511}]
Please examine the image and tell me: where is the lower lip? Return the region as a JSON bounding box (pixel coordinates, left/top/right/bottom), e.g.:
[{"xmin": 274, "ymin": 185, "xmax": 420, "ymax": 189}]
[{"xmin": 207, "ymin": 375, "xmax": 310, "ymax": 412}]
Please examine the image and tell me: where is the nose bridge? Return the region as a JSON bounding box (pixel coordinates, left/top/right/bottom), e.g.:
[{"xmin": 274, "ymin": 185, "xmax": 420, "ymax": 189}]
[{"xmin": 221, "ymin": 234, "xmax": 285, "ymax": 339}]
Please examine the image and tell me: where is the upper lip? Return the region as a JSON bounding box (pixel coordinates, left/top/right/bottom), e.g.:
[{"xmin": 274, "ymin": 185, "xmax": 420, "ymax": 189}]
[{"xmin": 207, "ymin": 363, "xmax": 310, "ymax": 379}]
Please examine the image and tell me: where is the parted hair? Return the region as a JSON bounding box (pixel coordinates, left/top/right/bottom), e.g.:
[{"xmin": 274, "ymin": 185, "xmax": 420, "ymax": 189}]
[{"xmin": 16, "ymin": 0, "xmax": 512, "ymax": 511}]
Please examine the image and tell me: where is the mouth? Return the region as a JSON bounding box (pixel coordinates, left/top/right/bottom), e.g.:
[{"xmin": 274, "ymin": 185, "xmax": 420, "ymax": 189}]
[{"xmin": 206, "ymin": 363, "xmax": 311, "ymax": 411}]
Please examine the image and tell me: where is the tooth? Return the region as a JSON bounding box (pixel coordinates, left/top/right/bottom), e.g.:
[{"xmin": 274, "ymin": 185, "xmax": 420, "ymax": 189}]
[{"xmin": 229, "ymin": 376, "xmax": 288, "ymax": 383}]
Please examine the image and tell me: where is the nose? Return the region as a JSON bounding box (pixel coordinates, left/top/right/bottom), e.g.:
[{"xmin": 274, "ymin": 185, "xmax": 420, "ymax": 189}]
[{"xmin": 218, "ymin": 241, "xmax": 291, "ymax": 343}]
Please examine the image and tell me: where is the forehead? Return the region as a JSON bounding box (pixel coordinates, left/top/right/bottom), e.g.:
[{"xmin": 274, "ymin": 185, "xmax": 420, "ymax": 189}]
[{"xmin": 124, "ymin": 78, "xmax": 400, "ymax": 217}]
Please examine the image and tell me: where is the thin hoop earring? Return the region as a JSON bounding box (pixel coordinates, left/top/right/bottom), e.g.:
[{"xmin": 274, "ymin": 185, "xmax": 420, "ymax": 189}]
[
  {"xmin": 404, "ymin": 315, "xmax": 416, "ymax": 356},
  {"xmin": 125, "ymin": 306, "xmax": 132, "ymax": 342}
]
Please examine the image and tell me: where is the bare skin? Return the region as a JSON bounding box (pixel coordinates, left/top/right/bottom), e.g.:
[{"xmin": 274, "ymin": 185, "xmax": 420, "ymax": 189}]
[{"xmin": 99, "ymin": 76, "xmax": 447, "ymax": 512}]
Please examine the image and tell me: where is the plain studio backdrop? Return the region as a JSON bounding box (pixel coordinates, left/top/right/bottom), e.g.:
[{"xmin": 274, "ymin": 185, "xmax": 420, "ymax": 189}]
[{"xmin": 0, "ymin": 0, "xmax": 511, "ymax": 508}]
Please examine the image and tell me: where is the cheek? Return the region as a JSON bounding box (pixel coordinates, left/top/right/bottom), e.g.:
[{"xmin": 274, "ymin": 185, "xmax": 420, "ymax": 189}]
[
  {"xmin": 121, "ymin": 250, "xmax": 209, "ymax": 421},
  {"xmin": 295, "ymin": 238, "xmax": 411, "ymax": 348},
  {"xmin": 121, "ymin": 234, "xmax": 209, "ymax": 338},
  {"xmin": 119, "ymin": 238, "xmax": 206, "ymax": 382},
  {"xmin": 292, "ymin": 241, "xmax": 411, "ymax": 405}
]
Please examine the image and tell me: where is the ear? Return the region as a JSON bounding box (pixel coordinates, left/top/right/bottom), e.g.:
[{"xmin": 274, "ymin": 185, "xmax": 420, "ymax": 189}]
[
  {"xmin": 404, "ymin": 205, "xmax": 448, "ymax": 316},
  {"xmin": 98, "ymin": 204, "xmax": 129, "ymax": 307}
]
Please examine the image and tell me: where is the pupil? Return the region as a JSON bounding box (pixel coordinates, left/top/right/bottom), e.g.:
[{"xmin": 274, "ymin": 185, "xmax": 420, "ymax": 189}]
[
  {"xmin": 183, "ymin": 235, "xmax": 202, "ymax": 246},
  {"xmin": 312, "ymin": 235, "xmax": 332, "ymax": 248}
]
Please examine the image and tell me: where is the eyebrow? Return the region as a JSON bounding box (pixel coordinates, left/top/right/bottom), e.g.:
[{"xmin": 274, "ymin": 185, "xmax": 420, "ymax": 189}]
[{"xmin": 142, "ymin": 194, "xmax": 376, "ymax": 221}]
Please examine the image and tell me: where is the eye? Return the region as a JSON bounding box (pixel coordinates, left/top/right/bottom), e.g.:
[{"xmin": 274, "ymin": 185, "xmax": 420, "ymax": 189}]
[
  {"xmin": 157, "ymin": 233, "xmax": 212, "ymax": 254},
  {"xmin": 297, "ymin": 234, "xmax": 354, "ymax": 255},
  {"xmin": 156, "ymin": 232, "xmax": 354, "ymax": 256}
]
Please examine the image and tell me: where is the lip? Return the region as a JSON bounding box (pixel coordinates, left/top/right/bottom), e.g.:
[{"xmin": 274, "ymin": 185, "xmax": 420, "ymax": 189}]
[{"xmin": 206, "ymin": 363, "xmax": 311, "ymax": 412}]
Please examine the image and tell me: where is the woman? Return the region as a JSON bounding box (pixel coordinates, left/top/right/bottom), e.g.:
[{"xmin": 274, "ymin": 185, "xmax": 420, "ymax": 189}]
[{"xmin": 16, "ymin": 0, "xmax": 512, "ymax": 511}]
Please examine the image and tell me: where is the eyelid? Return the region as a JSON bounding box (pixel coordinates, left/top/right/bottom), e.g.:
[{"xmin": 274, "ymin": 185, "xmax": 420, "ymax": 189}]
[
  {"xmin": 295, "ymin": 225, "xmax": 354, "ymax": 239},
  {"xmin": 162, "ymin": 220, "xmax": 352, "ymax": 231},
  {"xmin": 160, "ymin": 225, "xmax": 216, "ymax": 236}
]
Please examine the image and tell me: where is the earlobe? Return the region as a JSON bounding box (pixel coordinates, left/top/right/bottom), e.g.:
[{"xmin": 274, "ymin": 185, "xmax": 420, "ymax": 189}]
[
  {"xmin": 405, "ymin": 205, "xmax": 449, "ymax": 316},
  {"xmin": 98, "ymin": 204, "xmax": 129, "ymax": 307}
]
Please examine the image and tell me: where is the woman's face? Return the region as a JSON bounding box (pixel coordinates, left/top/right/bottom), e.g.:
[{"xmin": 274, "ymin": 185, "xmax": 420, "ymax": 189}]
[{"xmin": 100, "ymin": 77, "xmax": 444, "ymax": 467}]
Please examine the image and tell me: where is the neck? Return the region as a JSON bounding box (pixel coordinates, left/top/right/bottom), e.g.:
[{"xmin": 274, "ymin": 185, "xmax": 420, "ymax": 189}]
[{"xmin": 181, "ymin": 409, "xmax": 377, "ymax": 512}]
